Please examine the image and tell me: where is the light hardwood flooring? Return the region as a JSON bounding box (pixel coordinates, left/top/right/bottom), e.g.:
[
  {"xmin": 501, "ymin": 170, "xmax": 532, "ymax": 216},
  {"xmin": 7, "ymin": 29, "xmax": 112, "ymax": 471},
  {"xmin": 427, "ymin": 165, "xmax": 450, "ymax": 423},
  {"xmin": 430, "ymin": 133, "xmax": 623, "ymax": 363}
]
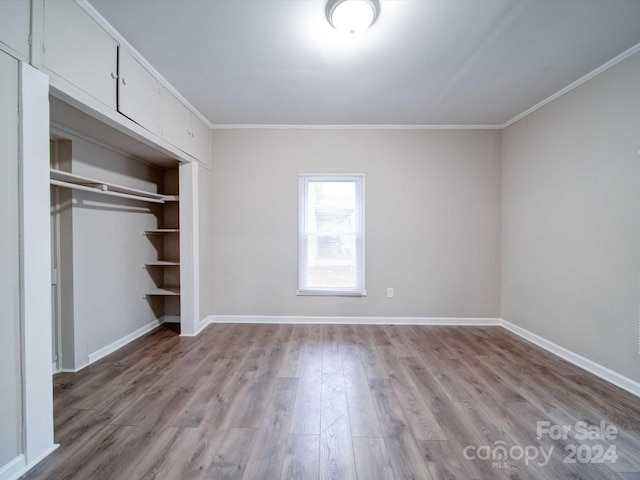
[{"xmin": 22, "ymin": 323, "xmax": 640, "ymax": 480}]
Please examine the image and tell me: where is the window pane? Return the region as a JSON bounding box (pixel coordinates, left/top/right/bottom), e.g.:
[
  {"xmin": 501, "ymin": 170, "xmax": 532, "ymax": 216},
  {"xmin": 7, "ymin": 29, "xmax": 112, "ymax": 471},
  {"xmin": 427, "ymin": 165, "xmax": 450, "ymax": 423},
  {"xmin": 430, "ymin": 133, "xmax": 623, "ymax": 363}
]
[
  {"xmin": 306, "ymin": 181, "xmax": 356, "ymax": 234},
  {"xmin": 299, "ymin": 175, "xmax": 365, "ymax": 296},
  {"xmin": 305, "ymin": 233, "xmax": 359, "ymax": 289}
]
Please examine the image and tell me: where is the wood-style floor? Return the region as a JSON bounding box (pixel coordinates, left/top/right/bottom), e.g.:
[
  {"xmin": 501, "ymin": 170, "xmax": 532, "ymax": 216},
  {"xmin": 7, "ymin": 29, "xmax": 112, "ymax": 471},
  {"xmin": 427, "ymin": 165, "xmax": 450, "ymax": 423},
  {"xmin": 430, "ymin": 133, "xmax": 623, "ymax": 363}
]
[{"xmin": 22, "ymin": 323, "xmax": 640, "ymax": 480}]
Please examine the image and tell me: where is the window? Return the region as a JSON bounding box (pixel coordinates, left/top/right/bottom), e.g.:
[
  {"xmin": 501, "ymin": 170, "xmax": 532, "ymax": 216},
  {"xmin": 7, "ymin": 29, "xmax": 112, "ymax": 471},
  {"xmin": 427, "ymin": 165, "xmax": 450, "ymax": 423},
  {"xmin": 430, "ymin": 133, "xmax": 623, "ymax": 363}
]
[{"xmin": 298, "ymin": 174, "xmax": 365, "ymax": 296}]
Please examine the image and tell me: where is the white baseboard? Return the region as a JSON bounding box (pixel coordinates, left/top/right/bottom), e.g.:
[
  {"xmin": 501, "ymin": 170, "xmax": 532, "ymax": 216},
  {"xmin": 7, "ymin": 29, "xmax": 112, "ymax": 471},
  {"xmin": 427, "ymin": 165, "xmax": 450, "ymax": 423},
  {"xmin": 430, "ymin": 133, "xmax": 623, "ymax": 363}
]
[
  {"xmin": 206, "ymin": 315, "xmax": 501, "ymax": 326},
  {"xmin": 500, "ymin": 319, "xmax": 640, "ymax": 398},
  {"xmin": 0, "ymin": 455, "xmax": 24, "ymax": 480},
  {"xmin": 87, "ymin": 319, "xmax": 162, "ymax": 366},
  {"xmin": 162, "ymin": 315, "xmax": 180, "ymax": 324},
  {"xmin": 60, "ymin": 366, "xmax": 83, "ymax": 373},
  {"xmin": 178, "ymin": 316, "xmax": 211, "ymax": 337},
  {"xmin": 1, "ymin": 444, "xmax": 59, "ymax": 480}
]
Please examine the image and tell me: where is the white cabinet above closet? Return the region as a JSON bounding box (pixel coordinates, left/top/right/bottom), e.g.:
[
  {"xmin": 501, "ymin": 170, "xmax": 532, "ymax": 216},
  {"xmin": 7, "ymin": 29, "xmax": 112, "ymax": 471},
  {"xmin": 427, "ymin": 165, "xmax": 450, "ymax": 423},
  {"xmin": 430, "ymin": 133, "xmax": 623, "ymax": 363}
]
[
  {"xmin": 118, "ymin": 48, "xmax": 163, "ymax": 137},
  {"xmin": 43, "ymin": 0, "xmax": 118, "ymax": 109},
  {"xmin": 162, "ymin": 88, "xmax": 191, "ymax": 154},
  {"xmin": 0, "ymin": 0, "xmax": 31, "ymax": 61},
  {"xmin": 38, "ymin": 0, "xmax": 211, "ymax": 166},
  {"xmin": 162, "ymin": 87, "xmax": 210, "ymax": 163}
]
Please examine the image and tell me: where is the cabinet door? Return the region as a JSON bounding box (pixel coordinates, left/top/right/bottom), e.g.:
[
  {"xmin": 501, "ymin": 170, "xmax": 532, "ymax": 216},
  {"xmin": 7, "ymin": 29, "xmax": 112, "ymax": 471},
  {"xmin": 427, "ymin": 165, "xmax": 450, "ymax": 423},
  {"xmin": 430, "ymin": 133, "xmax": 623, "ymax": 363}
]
[
  {"xmin": 0, "ymin": 0, "xmax": 30, "ymax": 61},
  {"xmin": 162, "ymin": 89, "xmax": 209, "ymax": 163},
  {"xmin": 118, "ymin": 47, "xmax": 162, "ymax": 136},
  {"xmin": 189, "ymin": 113, "xmax": 210, "ymax": 164},
  {"xmin": 44, "ymin": 0, "xmax": 117, "ymax": 109},
  {"xmin": 162, "ymin": 87, "xmax": 191, "ymax": 153}
]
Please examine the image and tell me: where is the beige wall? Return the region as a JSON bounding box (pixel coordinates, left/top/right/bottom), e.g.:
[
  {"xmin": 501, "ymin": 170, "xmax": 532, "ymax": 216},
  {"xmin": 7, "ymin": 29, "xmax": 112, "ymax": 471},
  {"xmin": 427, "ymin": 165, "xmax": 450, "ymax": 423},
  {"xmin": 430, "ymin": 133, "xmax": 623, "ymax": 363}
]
[
  {"xmin": 502, "ymin": 51, "xmax": 640, "ymax": 382},
  {"xmin": 208, "ymin": 128, "xmax": 502, "ymax": 318}
]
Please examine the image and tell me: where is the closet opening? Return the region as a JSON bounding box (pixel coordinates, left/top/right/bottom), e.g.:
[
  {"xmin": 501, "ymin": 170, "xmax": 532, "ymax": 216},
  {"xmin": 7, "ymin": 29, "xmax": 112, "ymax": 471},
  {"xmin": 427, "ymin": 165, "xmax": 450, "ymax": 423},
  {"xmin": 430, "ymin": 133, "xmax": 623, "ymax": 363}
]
[{"xmin": 49, "ymin": 125, "xmax": 182, "ymax": 373}]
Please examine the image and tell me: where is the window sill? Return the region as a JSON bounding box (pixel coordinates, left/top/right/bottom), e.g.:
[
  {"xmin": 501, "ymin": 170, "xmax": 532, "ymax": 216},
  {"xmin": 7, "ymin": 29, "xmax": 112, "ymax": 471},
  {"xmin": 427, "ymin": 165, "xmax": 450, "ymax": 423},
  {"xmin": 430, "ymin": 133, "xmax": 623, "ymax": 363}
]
[{"xmin": 297, "ymin": 290, "xmax": 367, "ymax": 297}]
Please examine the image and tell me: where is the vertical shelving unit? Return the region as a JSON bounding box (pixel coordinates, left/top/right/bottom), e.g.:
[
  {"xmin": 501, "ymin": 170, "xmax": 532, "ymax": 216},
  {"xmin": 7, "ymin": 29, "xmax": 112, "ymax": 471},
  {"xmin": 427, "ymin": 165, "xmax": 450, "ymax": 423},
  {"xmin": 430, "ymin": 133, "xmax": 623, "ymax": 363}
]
[{"xmin": 144, "ymin": 166, "xmax": 181, "ymax": 325}]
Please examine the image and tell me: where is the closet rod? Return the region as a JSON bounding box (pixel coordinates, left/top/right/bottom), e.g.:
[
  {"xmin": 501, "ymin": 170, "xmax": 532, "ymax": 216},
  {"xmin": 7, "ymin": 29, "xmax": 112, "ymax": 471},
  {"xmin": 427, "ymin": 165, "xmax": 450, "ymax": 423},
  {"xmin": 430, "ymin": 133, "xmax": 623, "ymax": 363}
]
[{"xmin": 50, "ymin": 179, "xmax": 166, "ymax": 204}]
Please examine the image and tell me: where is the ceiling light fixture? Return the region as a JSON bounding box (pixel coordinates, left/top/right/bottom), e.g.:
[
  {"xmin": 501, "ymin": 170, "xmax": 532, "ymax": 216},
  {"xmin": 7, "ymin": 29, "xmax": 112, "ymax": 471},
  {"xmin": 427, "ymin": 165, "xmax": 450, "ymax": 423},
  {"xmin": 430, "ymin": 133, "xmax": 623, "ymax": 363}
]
[{"xmin": 326, "ymin": 0, "xmax": 380, "ymax": 34}]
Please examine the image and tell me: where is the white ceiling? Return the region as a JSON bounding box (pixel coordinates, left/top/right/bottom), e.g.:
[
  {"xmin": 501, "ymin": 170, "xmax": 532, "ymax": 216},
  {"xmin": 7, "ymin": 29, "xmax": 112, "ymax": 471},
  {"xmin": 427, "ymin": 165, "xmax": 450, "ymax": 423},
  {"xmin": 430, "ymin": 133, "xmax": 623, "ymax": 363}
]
[{"xmin": 87, "ymin": 0, "xmax": 640, "ymax": 127}]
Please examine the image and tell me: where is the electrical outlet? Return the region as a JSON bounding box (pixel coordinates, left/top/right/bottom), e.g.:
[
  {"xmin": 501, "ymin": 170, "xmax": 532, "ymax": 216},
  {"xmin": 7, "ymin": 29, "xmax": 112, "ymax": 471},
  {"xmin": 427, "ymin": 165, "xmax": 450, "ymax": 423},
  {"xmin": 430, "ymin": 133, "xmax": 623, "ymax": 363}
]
[{"xmin": 387, "ymin": 287, "xmax": 394, "ymax": 298}]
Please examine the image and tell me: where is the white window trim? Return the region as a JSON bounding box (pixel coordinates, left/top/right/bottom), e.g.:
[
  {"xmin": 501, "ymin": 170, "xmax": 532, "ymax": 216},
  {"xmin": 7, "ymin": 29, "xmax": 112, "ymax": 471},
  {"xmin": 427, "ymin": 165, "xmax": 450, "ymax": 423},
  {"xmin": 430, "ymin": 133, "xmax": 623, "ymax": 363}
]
[{"xmin": 298, "ymin": 174, "xmax": 366, "ymax": 297}]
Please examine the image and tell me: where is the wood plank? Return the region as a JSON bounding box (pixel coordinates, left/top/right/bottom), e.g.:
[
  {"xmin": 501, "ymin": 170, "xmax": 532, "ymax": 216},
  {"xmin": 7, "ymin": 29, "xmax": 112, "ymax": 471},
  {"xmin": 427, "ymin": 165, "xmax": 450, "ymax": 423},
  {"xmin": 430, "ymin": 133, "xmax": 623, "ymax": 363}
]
[
  {"xmin": 54, "ymin": 425, "xmax": 144, "ymax": 480},
  {"xmin": 278, "ymin": 326, "xmax": 307, "ymax": 377},
  {"xmin": 341, "ymin": 345, "xmax": 382, "ymax": 437},
  {"xmin": 382, "ymin": 325, "xmax": 414, "ymax": 357},
  {"xmin": 320, "ymin": 372, "xmax": 357, "ymax": 480},
  {"xmin": 356, "ymin": 343, "xmax": 388, "ymax": 380},
  {"xmin": 352, "ymin": 437, "xmax": 395, "ymax": 480},
  {"xmin": 399, "ymin": 357, "xmax": 507, "ymax": 480},
  {"xmin": 290, "ymin": 343, "xmax": 323, "ymax": 435},
  {"xmin": 170, "ymin": 368, "xmax": 247, "ymax": 428},
  {"xmin": 281, "ymin": 435, "xmax": 320, "ymax": 480},
  {"xmin": 230, "ymin": 343, "xmax": 288, "ymax": 428},
  {"xmin": 203, "ymin": 427, "xmax": 257, "ymax": 480},
  {"xmin": 109, "ymin": 373, "xmax": 201, "ymax": 430},
  {"xmin": 388, "ymin": 371, "xmax": 447, "ymax": 441},
  {"xmin": 155, "ymin": 424, "xmax": 225, "ymax": 480},
  {"xmin": 368, "ymin": 378, "xmax": 434, "ymax": 480},
  {"xmin": 418, "ymin": 440, "xmax": 477, "ymax": 480},
  {"xmin": 322, "ymin": 325, "xmax": 343, "ymax": 374},
  {"xmin": 115, "ymin": 427, "xmax": 191, "ymax": 479},
  {"xmin": 20, "ymin": 425, "xmax": 122, "ymax": 480},
  {"xmin": 200, "ymin": 371, "xmax": 256, "ymax": 431},
  {"xmin": 243, "ymin": 377, "xmax": 299, "ymax": 480}
]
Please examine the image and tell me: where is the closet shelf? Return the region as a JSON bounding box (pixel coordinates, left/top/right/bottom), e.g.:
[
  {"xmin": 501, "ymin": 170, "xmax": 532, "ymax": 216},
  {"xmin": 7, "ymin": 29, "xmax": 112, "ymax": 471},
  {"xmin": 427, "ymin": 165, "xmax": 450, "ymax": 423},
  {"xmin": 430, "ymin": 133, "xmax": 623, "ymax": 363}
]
[
  {"xmin": 145, "ymin": 287, "xmax": 180, "ymax": 296},
  {"xmin": 145, "ymin": 260, "xmax": 180, "ymax": 266},
  {"xmin": 50, "ymin": 169, "xmax": 170, "ymax": 204},
  {"xmin": 144, "ymin": 229, "xmax": 180, "ymax": 235}
]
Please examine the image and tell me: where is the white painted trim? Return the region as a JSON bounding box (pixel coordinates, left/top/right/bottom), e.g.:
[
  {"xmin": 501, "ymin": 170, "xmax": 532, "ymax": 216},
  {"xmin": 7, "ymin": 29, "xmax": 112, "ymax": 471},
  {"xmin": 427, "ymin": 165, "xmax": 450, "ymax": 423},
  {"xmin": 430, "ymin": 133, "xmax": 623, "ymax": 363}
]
[
  {"xmin": 162, "ymin": 315, "xmax": 181, "ymax": 324},
  {"xmin": 179, "ymin": 162, "xmax": 200, "ymax": 336},
  {"xmin": 87, "ymin": 319, "xmax": 162, "ymax": 365},
  {"xmin": 211, "ymin": 124, "xmax": 502, "ymax": 130},
  {"xmin": 206, "ymin": 315, "xmax": 501, "ymax": 326},
  {"xmin": 502, "ymin": 41, "xmax": 640, "ymax": 128},
  {"xmin": 60, "ymin": 367, "xmax": 84, "ymax": 374},
  {"xmin": 0, "ymin": 444, "xmax": 59, "ymax": 480},
  {"xmin": 19, "ymin": 62, "xmax": 55, "ymax": 465},
  {"xmin": 181, "ymin": 315, "xmax": 211, "ymax": 337},
  {"xmin": 0, "ymin": 455, "xmax": 24, "ymax": 480},
  {"xmin": 500, "ymin": 319, "xmax": 640, "ymax": 398}
]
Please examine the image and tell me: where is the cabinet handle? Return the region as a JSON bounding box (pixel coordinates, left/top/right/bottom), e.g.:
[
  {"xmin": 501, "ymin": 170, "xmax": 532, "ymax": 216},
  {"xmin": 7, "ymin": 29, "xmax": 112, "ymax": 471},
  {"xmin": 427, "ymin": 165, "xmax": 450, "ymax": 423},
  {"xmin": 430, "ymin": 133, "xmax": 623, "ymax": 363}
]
[
  {"xmin": 110, "ymin": 72, "xmax": 117, "ymax": 79},
  {"xmin": 122, "ymin": 78, "xmax": 127, "ymax": 85}
]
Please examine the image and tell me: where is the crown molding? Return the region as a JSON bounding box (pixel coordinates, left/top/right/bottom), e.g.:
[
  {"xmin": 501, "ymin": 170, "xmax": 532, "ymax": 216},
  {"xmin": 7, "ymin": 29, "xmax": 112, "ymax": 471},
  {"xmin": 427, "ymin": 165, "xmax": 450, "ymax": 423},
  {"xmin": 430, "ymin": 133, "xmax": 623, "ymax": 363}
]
[{"xmin": 211, "ymin": 124, "xmax": 502, "ymax": 130}]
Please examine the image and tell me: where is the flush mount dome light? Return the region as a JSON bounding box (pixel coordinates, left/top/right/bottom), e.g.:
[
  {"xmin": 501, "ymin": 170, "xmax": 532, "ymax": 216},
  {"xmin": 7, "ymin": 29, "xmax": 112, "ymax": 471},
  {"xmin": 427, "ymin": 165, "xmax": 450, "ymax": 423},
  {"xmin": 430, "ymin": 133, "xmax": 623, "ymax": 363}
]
[{"xmin": 326, "ymin": 0, "xmax": 380, "ymax": 34}]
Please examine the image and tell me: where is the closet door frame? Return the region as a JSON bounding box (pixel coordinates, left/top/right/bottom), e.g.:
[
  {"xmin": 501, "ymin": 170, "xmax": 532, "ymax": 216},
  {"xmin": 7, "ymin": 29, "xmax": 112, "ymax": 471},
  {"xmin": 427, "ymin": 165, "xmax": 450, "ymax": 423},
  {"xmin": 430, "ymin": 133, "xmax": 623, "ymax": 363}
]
[{"xmin": 20, "ymin": 61, "xmax": 57, "ymax": 468}]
